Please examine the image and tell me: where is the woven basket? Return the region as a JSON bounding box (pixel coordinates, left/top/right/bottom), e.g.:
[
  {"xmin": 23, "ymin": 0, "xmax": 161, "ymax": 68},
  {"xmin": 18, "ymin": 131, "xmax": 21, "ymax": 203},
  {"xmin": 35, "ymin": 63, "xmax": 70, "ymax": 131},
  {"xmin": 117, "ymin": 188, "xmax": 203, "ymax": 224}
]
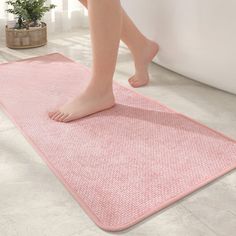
[{"xmin": 5, "ymin": 22, "xmax": 47, "ymax": 49}]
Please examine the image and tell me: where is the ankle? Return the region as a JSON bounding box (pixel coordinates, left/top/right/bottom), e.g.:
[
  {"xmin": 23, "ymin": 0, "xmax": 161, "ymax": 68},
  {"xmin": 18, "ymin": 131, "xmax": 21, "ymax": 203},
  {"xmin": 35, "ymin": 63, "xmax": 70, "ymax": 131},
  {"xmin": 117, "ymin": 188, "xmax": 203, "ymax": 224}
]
[
  {"xmin": 86, "ymin": 80, "xmax": 114, "ymax": 97},
  {"xmin": 134, "ymin": 39, "xmax": 159, "ymax": 66}
]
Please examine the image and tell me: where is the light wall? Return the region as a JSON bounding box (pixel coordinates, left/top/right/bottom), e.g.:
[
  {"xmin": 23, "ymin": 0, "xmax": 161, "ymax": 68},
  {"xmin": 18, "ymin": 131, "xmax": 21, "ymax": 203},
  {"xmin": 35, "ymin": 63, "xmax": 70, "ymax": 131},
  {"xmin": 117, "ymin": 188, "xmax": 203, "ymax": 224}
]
[{"xmin": 121, "ymin": 0, "xmax": 236, "ymax": 95}]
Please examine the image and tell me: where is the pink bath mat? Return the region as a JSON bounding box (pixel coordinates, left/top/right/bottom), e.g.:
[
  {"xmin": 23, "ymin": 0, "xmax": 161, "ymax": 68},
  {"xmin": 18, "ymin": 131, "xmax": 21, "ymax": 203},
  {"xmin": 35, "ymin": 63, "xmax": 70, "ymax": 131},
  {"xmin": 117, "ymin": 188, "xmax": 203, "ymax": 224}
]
[{"xmin": 0, "ymin": 53, "xmax": 236, "ymax": 231}]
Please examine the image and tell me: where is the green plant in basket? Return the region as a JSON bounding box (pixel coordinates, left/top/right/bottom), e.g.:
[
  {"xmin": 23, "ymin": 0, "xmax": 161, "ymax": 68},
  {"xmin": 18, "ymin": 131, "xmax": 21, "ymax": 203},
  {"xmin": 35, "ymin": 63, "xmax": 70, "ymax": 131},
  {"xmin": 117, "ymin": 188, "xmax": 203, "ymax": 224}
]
[{"xmin": 5, "ymin": 0, "xmax": 56, "ymax": 29}]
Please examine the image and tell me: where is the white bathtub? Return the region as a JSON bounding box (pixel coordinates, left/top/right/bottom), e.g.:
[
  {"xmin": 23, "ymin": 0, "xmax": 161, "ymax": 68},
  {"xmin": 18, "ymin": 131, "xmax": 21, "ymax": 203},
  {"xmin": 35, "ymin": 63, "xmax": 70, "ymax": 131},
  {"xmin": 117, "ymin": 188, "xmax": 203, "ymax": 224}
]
[{"xmin": 121, "ymin": 0, "xmax": 236, "ymax": 95}]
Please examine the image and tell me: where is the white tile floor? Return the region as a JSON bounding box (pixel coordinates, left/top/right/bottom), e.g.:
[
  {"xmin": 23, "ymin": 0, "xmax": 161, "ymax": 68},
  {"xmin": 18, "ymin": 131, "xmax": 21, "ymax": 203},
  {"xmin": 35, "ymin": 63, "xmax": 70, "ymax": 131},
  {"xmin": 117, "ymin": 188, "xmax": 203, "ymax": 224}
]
[{"xmin": 0, "ymin": 29, "xmax": 236, "ymax": 236}]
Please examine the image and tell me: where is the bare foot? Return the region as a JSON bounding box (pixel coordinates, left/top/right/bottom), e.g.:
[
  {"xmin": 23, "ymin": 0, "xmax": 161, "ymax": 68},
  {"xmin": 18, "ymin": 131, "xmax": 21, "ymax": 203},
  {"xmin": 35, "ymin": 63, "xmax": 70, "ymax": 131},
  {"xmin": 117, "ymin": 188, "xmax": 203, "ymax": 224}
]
[
  {"xmin": 128, "ymin": 40, "xmax": 159, "ymax": 88},
  {"xmin": 49, "ymin": 85, "xmax": 115, "ymax": 123}
]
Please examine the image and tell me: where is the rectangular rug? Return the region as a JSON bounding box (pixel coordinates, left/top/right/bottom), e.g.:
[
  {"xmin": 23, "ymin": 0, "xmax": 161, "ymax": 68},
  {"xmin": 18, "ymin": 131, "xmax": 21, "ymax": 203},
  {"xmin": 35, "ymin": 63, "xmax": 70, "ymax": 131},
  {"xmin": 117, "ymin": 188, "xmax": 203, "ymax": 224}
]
[{"xmin": 0, "ymin": 53, "xmax": 236, "ymax": 232}]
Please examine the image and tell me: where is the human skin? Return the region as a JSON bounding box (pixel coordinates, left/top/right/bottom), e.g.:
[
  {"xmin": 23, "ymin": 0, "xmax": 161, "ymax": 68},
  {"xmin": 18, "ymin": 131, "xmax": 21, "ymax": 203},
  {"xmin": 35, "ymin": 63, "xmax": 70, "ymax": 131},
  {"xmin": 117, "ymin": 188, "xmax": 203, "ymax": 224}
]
[
  {"xmin": 79, "ymin": 0, "xmax": 159, "ymax": 88},
  {"xmin": 49, "ymin": 0, "xmax": 159, "ymax": 122}
]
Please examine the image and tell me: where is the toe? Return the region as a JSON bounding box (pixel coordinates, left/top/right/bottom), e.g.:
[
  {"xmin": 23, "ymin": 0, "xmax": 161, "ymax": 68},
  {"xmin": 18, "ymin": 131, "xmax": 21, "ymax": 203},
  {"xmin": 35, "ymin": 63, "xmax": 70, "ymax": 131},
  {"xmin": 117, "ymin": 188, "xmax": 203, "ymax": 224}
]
[
  {"xmin": 59, "ymin": 113, "xmax": 69, "ymax": 122},
  {"xmin": 133, "ymin": 81, "xmax": 144, "ymax": 88},
  {"xmin": 63, "ymin": 114, "xmax": 73, "ymax": 123},
  {"xmin": 128, "ymin": 79, "xmax": 135, "ymax": 87},
  {"xmin": 55, "ymin": 112, "xmax": 68, "ymax": 122},
  {"xmin": 51, "ymin": 111, "xmax": 61, "ymax": 120},
  {"xmin": 48, "ymin": 111, "xmax": 56, "ymax": 118},
  {"xmin": 132, "ymin": 81, "xmax": 140, "ymax": 87},
  {"xmin": 55, "ymin": 112, "xmax": 65, "ymax": 122},
  {"xmin": 129, "ymin": 79, "xmax": 138, "ymax": 88},
  {"xmin": 128, "ymin": 76, "xmax": 135, "ymax": 84}
]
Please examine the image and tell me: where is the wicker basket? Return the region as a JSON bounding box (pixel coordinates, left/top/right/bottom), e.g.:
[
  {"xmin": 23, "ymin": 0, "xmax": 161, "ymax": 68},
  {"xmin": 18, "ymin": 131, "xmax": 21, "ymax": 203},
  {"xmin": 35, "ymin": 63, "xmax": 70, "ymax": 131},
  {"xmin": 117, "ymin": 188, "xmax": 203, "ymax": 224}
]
[{"xmin": 5, "ymin": 22, "xmax": 47, "ymax": 49}]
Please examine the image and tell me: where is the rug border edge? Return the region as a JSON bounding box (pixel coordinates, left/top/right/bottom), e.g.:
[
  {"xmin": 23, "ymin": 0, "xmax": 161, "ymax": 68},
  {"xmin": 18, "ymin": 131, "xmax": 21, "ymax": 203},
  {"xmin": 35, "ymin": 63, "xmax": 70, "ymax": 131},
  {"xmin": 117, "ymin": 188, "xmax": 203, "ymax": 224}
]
[{"xmin": 1, "ymin": 53, "xmax": 236, "ymax": 232}]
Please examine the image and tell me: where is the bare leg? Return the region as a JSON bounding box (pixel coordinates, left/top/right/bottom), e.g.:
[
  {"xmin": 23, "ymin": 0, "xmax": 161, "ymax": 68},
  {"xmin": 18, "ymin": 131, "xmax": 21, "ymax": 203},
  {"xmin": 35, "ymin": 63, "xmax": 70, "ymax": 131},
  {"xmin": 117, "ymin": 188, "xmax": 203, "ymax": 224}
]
[
  {"xmin": 49, "ymin": 0, "xmax": 122, "ymax": 122},
  {"xmin": 79, "ymin": 0, "xmax": 159, "ymax": 87}
]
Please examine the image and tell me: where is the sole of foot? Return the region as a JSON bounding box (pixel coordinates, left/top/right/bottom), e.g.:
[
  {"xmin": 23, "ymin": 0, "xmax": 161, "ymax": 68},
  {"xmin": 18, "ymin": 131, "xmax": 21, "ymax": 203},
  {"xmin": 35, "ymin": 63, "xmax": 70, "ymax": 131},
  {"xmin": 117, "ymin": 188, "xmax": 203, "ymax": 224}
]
[{"xmin": 128, "ymin": 40, "xmax": 159, "ymax": 88}]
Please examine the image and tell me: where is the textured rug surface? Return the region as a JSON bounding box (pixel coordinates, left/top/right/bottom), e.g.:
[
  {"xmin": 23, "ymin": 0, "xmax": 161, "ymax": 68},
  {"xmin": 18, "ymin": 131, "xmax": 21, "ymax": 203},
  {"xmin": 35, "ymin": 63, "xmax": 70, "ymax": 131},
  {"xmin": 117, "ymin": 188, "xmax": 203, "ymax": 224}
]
[{"xmin": 0, "ymin": 53, "xmax": 236, "ymax": 231}]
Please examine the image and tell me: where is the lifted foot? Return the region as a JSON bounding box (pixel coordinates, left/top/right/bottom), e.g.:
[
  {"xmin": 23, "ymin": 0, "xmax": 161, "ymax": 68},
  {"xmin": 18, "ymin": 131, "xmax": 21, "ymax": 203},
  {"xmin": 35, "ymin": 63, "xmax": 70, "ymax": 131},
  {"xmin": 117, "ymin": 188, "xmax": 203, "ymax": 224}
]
[{"xmin": 128, "ymin": 40, "xmax": 159, "ymax": 88}]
